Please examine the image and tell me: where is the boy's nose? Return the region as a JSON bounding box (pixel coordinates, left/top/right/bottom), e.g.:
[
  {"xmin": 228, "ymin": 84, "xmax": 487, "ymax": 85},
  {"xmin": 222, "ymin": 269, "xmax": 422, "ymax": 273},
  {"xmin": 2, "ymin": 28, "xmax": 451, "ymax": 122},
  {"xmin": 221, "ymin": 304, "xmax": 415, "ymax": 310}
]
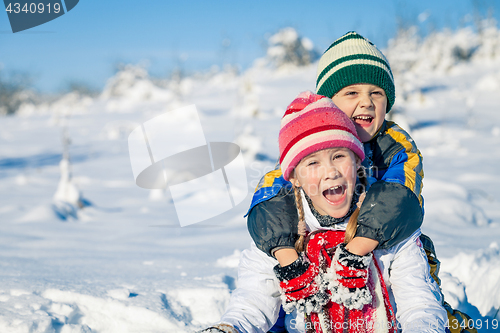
[{"xmin": 359, "ymin": 94, "xmax": 374, "ymax": 109}]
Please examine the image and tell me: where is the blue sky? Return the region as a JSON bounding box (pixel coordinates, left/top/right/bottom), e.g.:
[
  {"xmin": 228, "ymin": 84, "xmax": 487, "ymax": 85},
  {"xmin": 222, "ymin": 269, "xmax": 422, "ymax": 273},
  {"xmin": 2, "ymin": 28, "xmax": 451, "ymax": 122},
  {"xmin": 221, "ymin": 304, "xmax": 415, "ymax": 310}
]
[{"xmin": 1, "ymin": 0, "xmax": 498, "ymax": 93}]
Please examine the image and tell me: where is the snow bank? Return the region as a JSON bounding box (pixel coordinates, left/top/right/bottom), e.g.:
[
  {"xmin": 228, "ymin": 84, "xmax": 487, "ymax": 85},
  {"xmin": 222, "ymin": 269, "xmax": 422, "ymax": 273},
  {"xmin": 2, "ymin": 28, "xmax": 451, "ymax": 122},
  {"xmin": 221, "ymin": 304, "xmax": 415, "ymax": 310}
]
[
  {"xmin": 165, "ymin": 287, "xmax": 231, "ymax": 326},
  {"xmin": 43, "ymin": 289, "xmax": 185, "ymax": 332},
  {"xmin": 424, "ymin": 179, "xmax": 489, "ymax": 227},
  {"xmin": 441, "ymin": 243, "xmax": 500, "ymax": 317}
]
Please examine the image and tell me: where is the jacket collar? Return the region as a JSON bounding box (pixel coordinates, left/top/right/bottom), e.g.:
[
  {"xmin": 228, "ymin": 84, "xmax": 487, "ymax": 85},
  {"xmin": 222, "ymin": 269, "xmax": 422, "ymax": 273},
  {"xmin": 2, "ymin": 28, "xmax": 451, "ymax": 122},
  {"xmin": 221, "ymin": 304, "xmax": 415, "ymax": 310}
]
[{"xmin": 365, "ymin": 120, "xmax": 387, "ymax": 143}]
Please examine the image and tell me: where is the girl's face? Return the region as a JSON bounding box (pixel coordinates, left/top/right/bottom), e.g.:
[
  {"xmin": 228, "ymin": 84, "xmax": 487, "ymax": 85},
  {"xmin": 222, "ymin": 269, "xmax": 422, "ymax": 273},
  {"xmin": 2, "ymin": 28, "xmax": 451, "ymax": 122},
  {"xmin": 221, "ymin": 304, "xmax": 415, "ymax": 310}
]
[
  {"xmin": 331, "ymin": 83, "xmax": 387, "ymax": 142},
  {"xmin": 289, "ymin": 148, "xmax": 360, "ymax": 218}
]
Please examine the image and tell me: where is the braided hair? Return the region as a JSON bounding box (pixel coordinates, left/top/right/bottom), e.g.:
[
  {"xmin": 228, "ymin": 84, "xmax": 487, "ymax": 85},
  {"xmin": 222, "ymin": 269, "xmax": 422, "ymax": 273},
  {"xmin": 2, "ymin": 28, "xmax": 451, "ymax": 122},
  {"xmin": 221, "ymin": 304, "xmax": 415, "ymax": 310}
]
[{"xmin": 293, "ymin": 185, "xmax": 307, "ymax": 253}]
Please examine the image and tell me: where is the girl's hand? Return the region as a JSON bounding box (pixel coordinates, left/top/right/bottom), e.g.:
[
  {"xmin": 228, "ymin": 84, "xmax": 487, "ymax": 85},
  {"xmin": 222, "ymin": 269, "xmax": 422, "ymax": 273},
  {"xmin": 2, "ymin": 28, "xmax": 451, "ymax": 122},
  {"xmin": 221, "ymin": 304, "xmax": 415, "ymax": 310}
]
[
  {"xmin": 274, "ymin": 254, "xmax": 328, "ymax": 314},
  {"xmin": 328, "ymin": 243, "xmax": 373, "ymax": 310}
]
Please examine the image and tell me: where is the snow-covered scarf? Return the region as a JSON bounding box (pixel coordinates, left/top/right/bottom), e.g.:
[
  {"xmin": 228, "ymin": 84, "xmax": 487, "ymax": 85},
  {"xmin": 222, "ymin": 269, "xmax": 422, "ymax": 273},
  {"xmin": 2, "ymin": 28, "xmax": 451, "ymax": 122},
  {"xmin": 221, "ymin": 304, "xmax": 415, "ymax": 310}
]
[{"xmin": 303, "ymin": 231, "xmax": 396, "ymax": 333}]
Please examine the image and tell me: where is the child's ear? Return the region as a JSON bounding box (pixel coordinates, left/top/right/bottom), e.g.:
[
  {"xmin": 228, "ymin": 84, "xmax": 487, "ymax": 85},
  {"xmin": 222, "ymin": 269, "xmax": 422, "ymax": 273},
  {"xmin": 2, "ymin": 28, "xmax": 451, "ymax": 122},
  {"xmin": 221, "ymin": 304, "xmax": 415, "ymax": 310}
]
[
  {"xmin": 355, "ymin": 156, "xmax": 362, "ymax": 169},
  {"xmin": 289, "ymin": 175, "xmax": 301, "ymax": 188}
]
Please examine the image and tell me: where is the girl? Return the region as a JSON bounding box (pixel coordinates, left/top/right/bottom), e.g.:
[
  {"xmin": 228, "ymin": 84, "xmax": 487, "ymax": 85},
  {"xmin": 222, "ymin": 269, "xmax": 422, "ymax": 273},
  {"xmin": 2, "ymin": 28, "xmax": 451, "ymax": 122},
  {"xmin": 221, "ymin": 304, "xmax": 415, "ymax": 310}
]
[{"xmin": 201, "ymin": 92, "xmax": 447, "ymax": 333}]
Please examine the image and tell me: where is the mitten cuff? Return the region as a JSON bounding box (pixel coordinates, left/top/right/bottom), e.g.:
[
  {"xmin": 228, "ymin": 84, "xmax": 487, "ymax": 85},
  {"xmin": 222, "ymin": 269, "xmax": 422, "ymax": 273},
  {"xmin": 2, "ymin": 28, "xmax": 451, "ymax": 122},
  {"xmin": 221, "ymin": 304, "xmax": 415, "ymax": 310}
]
[
  {"xmin": 335, "ymin": 243, "xmax": 372, "ymax": 269},
  {"xmin": 274, "ymin": 254, "xmax": 310, "ymax": 281}
]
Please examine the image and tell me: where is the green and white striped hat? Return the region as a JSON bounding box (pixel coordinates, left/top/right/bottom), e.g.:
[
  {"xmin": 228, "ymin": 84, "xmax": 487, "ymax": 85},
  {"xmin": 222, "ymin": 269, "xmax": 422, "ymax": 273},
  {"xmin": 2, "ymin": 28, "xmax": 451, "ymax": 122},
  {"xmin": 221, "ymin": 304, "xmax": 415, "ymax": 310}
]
[{"xmin": 316, "ymin": 31, "xmax": 395, "ymax": 112}]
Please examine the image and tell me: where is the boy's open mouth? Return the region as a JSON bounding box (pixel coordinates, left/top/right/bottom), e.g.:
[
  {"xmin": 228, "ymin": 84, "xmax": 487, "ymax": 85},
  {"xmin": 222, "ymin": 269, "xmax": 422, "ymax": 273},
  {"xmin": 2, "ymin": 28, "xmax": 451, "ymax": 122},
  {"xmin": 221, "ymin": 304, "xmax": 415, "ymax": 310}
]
[
  {"xmin": 353, "ymin": 115, "xmax": 374, "ymax": 127},
  {"xmin": 323, "ymin": 185, "xmax": 346, "ymax": 205}
]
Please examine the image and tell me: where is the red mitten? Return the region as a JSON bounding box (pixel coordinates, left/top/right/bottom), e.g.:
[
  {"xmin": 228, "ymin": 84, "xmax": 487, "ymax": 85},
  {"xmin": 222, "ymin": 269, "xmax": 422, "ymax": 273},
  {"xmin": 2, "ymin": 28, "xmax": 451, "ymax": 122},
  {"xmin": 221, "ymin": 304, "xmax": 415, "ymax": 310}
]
[
  {"xmin": 327, "ymin": 243, "xmax": 373, "ymax": 310},
  {"xmin": 274, "ymin": 254, "xmax": 328, "ymax": 314}
]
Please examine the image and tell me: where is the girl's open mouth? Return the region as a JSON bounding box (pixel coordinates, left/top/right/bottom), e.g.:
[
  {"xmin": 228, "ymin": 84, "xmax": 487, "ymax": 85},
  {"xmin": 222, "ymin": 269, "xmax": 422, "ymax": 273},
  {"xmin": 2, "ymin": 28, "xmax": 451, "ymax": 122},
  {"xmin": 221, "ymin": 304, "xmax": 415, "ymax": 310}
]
[
  {"xmin": 353, "ymin": 115, "xmax": 374, "ymax": 128},
  {"xmin": 323, "ymin": 185, "xmax": 346, "ymax": 205}
]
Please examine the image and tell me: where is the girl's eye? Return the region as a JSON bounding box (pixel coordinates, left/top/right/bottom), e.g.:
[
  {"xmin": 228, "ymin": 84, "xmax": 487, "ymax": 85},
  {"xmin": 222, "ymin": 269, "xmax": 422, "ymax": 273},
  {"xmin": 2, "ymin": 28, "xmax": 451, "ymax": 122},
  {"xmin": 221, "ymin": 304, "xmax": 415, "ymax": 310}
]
[
  {"xmin": 333, "ymin": 154, "xmax": 345, "ymax": 160},
  {"xmin": 307, "ymin": 161, "xmax": 317, "ymax": 166}
]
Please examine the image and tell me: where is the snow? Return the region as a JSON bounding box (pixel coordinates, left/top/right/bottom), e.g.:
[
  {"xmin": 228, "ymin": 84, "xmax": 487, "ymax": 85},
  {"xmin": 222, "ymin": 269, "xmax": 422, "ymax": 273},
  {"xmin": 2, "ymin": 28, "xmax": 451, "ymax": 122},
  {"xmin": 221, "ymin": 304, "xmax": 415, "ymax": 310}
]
[
  {"xmin": 441, "ymin": 243, "xmax": 500, "ymax": 318},
  {"xmin": 1, "ymin": 24, "xmax": 500, "ymax": 332}
]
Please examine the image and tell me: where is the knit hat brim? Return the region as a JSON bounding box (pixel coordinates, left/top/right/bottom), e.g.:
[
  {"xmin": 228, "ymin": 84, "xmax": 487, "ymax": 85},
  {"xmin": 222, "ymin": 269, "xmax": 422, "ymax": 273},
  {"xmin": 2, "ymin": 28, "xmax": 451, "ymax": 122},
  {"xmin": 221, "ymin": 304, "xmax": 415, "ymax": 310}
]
[
  {"xmin": 316, "ymin": 32, "xmax": 395, "ymax": 112},
  {"xmin": 317, "ymin": 64, "xmax": 395, "ymax": 112}
]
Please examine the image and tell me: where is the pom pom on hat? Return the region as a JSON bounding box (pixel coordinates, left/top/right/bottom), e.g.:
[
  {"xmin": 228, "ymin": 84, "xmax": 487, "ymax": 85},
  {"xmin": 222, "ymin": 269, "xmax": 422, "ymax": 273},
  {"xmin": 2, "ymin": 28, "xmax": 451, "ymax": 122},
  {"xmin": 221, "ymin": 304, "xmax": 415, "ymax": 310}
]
[
  {"xmin": 279, "ymin": 91, "xmax": 364, "ymax": 181},
  {"xmin": 316, "ymin": 31, "xmax": 395, "ymax": 112}
]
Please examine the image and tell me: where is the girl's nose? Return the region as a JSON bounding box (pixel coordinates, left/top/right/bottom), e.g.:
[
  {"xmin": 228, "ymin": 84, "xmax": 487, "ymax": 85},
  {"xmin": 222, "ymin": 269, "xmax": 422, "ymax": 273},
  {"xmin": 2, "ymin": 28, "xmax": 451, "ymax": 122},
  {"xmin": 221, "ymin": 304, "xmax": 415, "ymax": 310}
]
[{"xmin": 324, "ymin": 164, "xmax": 340, "ymax": 180}]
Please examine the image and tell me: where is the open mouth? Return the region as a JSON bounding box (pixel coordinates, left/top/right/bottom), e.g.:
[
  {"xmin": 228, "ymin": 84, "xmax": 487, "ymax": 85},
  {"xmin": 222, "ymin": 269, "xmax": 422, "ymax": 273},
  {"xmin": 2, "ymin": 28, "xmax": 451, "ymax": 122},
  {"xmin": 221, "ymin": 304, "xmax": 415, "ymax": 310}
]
[
  {"xmin": 322, "ymin": 185, "xmax": 346, "ymax": 205},
  {"xmin": 353, "ymin": 115, "xmax": 374, "ymax": 127}
]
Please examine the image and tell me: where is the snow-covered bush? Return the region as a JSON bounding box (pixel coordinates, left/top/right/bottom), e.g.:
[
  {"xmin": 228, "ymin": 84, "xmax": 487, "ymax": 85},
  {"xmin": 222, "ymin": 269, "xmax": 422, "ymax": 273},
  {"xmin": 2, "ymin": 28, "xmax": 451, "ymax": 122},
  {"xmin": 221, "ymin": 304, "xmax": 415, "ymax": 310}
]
[
  {"xmin": 101, "ymin": 64, "xmax": 173, "ymax": 103},
  {"xmin": 386, "ymin": 18, "xmax": 500, "ymax": 75},
  {"xmin": 52, "ymin": 156, "xmax": 84, "ymax": 220},
  {"xmin": 385, "ymin": 18, "xmax": 500, "ymax": 110},
  {"xmin": 263, "ymin": 27, "xmax": 319, "ymax": 68},
  {"xmin": 473, "ymin": 18, "xmax": 500, "ymax": 61},
  {"xmin": 386, "ymin": 27, "xmax": 476, "ymax": 75}
]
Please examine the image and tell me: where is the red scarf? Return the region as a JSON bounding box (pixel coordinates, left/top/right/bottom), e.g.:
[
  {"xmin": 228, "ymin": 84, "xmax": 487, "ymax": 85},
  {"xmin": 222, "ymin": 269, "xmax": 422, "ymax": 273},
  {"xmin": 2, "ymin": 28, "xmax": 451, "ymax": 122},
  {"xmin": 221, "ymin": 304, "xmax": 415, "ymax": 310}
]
[{"xmin": 304, "ymin": 230, "xmax": 397, "ymax": 333}]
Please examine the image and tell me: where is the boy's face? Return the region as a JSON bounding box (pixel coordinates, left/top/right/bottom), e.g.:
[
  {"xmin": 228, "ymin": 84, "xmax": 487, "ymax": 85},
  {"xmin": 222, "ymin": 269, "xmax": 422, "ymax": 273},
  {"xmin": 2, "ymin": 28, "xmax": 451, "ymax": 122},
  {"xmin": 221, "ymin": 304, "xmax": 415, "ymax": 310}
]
[
  {"xmin": 290, "ymin": 148, "xmax": 359, "ymax": 218},
  {"xmin": 331, "ymin": 84, "xmax": 387, "ymax": 142}
]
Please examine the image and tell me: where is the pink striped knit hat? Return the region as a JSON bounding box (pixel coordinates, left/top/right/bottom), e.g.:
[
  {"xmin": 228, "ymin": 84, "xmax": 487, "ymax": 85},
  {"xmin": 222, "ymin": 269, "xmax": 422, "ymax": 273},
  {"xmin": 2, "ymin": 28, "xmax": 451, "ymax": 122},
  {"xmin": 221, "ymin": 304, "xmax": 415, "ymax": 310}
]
[{"xmin": 279, "ymin": 91, "xmax": 365, "ymax": 181}]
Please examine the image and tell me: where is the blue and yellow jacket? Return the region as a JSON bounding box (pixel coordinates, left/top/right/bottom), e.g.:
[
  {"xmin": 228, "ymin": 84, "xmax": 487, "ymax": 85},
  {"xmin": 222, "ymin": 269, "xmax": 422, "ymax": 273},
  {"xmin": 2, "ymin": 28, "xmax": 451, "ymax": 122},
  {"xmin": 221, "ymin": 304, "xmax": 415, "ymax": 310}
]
[{"xmin": 247, "ymin": 120, "xmax": 425, "ymax": 257}]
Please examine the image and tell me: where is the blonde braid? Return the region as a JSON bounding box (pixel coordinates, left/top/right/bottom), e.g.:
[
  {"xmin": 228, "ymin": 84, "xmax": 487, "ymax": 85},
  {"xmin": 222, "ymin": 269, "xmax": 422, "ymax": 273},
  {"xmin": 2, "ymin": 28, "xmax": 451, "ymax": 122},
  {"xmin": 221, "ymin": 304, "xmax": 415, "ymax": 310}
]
[
  {"xmin": 293, "ymin": 185, "xmax": 307, "ymax": 253},
  {"xmin": 344, "ymin": 166, "xmax": 368, "ymax": 244},
  {"xmin": 344, "ymin": 208, "xmax": 360, "ymax": 244}
]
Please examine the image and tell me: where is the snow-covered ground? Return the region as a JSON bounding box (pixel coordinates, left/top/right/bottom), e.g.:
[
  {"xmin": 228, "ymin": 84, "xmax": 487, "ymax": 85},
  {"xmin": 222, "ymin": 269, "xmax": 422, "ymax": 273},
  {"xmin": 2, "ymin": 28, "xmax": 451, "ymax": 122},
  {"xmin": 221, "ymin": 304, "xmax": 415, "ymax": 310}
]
[{"xmin": 1, "ymin": 26, "xmax": 500, "ymax": 332}]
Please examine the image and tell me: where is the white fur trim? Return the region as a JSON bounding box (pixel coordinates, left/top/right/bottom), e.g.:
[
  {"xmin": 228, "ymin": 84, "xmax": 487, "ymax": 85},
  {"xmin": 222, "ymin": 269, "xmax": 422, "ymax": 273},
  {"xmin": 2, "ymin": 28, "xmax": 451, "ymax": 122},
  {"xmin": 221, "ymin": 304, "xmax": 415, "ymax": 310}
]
[{"xmin": 280, "ymin": 273, "xmax": 329, "ymax": 315}]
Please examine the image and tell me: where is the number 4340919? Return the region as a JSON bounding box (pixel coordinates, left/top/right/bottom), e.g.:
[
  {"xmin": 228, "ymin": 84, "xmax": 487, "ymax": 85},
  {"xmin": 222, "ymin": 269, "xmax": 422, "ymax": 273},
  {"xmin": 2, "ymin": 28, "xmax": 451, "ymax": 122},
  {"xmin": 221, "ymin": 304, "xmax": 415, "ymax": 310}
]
[{"xmin": 5, "ymin": 2, "xmax": 62, "ymax": 14}]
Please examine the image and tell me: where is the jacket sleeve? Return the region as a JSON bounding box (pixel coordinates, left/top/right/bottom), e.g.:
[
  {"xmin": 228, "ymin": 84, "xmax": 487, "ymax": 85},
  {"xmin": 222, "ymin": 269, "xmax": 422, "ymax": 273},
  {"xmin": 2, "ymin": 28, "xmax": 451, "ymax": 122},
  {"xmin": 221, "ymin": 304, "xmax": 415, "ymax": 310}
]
[
  {"xmin": 379, "ymin": 122, "xmax": 424, "ymax": 205},
  {"xmin": 355, "ymin": 122, "xmax": 424, "ymax": 249},
  {"xmin": 247, "ymin": 188, "xmax": 299, "ymax": 257},
  {"xmin": 386, "ymin": 231, "xmax": 447, "ymax": 333},
  {"xmin": 355, "ymin": 181, "xmax": 423, "ymax": 249},
  {"xmin": 219, "ymin": 243, "xmax": 283, "ymax": 333}
]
